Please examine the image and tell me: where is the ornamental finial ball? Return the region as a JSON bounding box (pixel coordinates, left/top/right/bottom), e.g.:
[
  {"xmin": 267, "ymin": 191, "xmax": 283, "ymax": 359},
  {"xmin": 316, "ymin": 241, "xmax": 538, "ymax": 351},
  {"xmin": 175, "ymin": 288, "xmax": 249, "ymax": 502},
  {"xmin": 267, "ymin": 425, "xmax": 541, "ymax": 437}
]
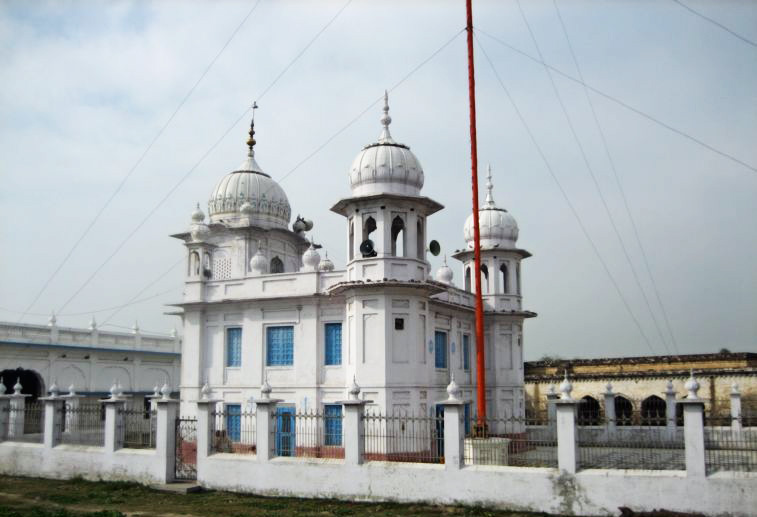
[
  {"xmin": 685, "ymin": 370, "xmax": 700, "ymax": 400},
  {"xmin": 446, "ymin": 373, "xmax": 461, "ymax": 401},
  {"xmin": 559, "ymin": 370, "xmax": 573, "ymax": 401},
  {"xmin": 13, "ymin": 378, "xmax": 22, "ymax": 395},
  {"xmin": 160, "ymin": 383, "xmax": 171, "ymax": 400}
]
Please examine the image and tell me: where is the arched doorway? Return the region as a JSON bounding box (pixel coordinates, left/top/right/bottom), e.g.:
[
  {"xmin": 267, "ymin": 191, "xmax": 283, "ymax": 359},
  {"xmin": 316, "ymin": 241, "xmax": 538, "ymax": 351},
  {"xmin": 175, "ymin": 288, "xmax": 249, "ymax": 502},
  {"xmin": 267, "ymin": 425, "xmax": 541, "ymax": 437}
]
[
  {"xmin": 641, "ymin": 395, "xmax": 667, "ymax": 426},
  {"xmin": 0, "ymin": 368, "xmax": 44, "ymax": 400},
  {"xmin": 578, "ymin": 396, "xmax": 601, "ymax": 426},
  {"xmin": 614, "ymin": 396, "xmax": 633, "ymax": 426}
]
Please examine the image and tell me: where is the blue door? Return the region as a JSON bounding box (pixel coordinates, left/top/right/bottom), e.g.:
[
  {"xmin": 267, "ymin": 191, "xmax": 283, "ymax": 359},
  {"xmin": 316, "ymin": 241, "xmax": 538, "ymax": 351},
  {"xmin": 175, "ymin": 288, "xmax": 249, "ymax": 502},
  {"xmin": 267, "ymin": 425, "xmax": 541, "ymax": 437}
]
[
  {"xmin": 434, "ymin": 405, "xmax": 445, "ymax": 460},
  {"xmin": 275, "ymin": 407, "xmax": 296, "ymax": 457}
]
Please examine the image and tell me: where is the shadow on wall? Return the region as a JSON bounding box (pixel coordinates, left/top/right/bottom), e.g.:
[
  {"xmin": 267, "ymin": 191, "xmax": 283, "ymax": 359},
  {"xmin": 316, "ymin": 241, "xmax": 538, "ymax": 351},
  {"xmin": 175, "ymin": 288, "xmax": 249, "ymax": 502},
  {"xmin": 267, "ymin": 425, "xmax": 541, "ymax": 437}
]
[{"xmin": 0, "ymin": 368, "xmax": 45, "ymax": 400}]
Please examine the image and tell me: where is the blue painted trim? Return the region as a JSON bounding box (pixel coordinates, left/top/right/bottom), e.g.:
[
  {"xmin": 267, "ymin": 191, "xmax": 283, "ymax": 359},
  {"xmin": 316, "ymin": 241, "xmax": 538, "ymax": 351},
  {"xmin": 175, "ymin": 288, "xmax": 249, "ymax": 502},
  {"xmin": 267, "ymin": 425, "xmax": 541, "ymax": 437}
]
[{"xmin": 0, "ymin": 340, "xmax": 180, "ymax": 357}]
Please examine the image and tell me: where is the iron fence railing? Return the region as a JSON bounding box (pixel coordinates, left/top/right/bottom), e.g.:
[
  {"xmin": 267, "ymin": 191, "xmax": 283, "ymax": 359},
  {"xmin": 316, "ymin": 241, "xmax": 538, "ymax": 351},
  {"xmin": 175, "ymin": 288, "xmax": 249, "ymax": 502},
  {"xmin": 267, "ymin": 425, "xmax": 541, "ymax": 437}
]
[
  {"xmin": 211, "ymin": 410, "xmax": 256, "ymax": 454},
  {"xmin": 465, "ymin": 415, "xmax": 557, "ymax": 467},
  {"xmin": 362, "ymin": 410, "xmax": 443, "ymax": 464},
  {"xmin": 4, "ymin": 402, "xmax": 44, "ymax": 443},
  {"xmin": 121, "ymin": 406, "xmax": 156, "ymax": 449},
  {"xmin": 60, "ymin": 402, "xmax": 105, "ymax": 446},
  {"xmin": 271, "ymin": 408, "xmax": 344, "ymax": 459},
  {"xmin": 704, "ymin": 415, "xmax": 757, "ymax": 473}
]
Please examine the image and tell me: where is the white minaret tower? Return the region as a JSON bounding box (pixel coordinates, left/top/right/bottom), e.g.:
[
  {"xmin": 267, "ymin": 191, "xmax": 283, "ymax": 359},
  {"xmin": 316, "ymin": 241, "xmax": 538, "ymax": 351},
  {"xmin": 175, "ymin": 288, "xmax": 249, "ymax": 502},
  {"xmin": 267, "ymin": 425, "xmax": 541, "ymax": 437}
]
[
  {"xmin": 452, "ymin": 165, "xmax": 535, "ymax": 419},
  {"xmin": 329, "ymin": 93, "xmax": 446, "ymax": 409}
]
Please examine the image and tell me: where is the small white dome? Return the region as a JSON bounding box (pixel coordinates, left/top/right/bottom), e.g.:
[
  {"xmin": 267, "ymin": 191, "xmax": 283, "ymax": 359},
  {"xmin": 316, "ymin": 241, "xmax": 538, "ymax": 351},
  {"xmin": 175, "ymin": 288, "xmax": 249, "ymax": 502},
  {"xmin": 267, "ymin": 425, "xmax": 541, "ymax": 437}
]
[
  {"xmin": 191, "ymin": 203, "xmax": 205, "ymax": 223},
  {"xmin": 348, "ymin": 92, "xmax": 424, "ymax": 197},
  {"xmin": 302, "ymin": 243, "xmax": 321, "ymax": 272},
  {"xmin": 318, "ymin": 252, "xmax": 335, "ymax": 272},
  {"xmin": 435, "ymin": 257, "xmax": 454, "ymax": 285},
  {"xmin": 208, "ymin": 121, "xmax": 291, "ymax": 228},
  {"xmin": 464, "ymin": 166, "xmax": 518, "ymax": 249},
  {"xmin": 249, "ymin": 245, "xmax": 268, "ymax": 275}
]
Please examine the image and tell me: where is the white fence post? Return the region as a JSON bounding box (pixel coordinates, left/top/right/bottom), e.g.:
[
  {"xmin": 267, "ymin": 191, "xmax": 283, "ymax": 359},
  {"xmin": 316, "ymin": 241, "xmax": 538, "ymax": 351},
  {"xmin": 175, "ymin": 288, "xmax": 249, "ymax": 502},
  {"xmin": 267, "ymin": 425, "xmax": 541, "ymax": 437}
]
[
  {"xmin": 680, "ymin": 372, "xmax": 706, "ymax": 478},
  {"xmin": 603, "ymin": 382, "xmax": 616, "ymax": 438},
  {"xmin": 8, "ymin": 379, "xmax": 30, "ymax": 439},
  {"xmin": 102, "ymin": 398, "xmax": 126, "ymax": 453},
  {"xmin": 665, "ymin": 380, "xmax": 677, "ymax": 439},
  {"xmin": 556, "ymin": 372, "xmax": 578, "ymax": 474},
  {"xmin": 254, "ymin": 378, "xmax": 281, "ymax": 463},
  {"xmin": 339, "ymin": 377, "xmax": 371, "ymax": 466},
  {"xmin": 730, "ymin": 383, "xmax": 742, "ymax": 433},
  {"xmin": 437, "ymin": 377, "xmax": 465, "ymax": 470},
  {"xmin": 155, "ymin": 386, "xmax": 179, "ymax": 483},
  {"xmin": 41, "ymin": 384, "xmax": 65, "ymax": 449},
  {"xmin": 546, "ymin": 385, "xmax": 559, "ymax": 427},
  {"xmin": 195, "ymin": 384, "xmax": 220, "ymax": 468},
  {"xmin": 63, "ymin": 385, "xmax": 84, "ymax": 435}
]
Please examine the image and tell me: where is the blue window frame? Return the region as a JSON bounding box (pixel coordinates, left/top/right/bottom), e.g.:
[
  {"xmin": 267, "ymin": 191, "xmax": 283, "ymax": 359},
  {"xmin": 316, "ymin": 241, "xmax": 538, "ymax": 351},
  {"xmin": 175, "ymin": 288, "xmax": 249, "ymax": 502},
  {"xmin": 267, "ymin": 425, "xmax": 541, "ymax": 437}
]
[
  {"xmin": 226, "ymin": 327, "xmax": 242, "ymax": 367},
  {"xmin": 464, "ymin": 402, "xmax": 471, "ymax": 435},
  {"xmin": 226, "ymin": 404, "xmax": 241, "ymax": 441},
  {"xmin": 267, "ymin": 326, "xmax": 294, "ymax": 366},
  {"xmin": 275, "ymin": 406, "xmax": 296, "ymax": 456},
  {"xmin": 324, "ymin": 404, "xmax": 343, "ymax": 446},
  {"xmin": 462, "ymin": 334, "xmax": 470, "ymax": 371},
  {"xmin": 324, "ymin": 323, "xmax": 342, "ymax": 366},
  {"xmin": 434, "ymin": 331, "xmax": 447, "ymax": 369}
]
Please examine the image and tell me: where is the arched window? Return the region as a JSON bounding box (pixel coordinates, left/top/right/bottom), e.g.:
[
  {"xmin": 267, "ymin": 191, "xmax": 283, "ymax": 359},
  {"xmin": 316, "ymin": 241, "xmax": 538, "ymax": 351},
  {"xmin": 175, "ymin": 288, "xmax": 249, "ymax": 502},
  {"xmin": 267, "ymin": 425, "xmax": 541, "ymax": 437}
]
[
  {"xmin": 363, "ymin": 216, "xmax": 376, "ymax": 241},
  {"xmin": 480, "ymin": 264, "xmax": 489, "ymax": 294},
  {"xmin": 270, "ymin": 256, "xmax": 284, "ymax": 274},
  {"xmin": 641, "ymin": 395, "xmax": 667, "ymax": 426},
  {"xmin": 578, "ymin": 396, "xmax": 601, "ymax": 426},
  {"xmin": 614, "ymin": 396, "xmax": 633, "ymax": 426},
  {"xmin": 416, "ymin": 218, "xmax": 424, "ymax": 259},
  {"xmin": 391, "ymin": 216, "xmax": 405, "ymax": 257},
  {"xmin": 349, "ymin": 220, "xmax": 354, "ymax": 261},
  {"xmin": 189, "ymin": 251, "xmax": 200, "ymax": 276},
  {"xmin": 464, "ymin": 267, "xmax": 471, "ymax": 292},
  {"xmin": 516, "ymin": 262, "xmax": 521, "ymax": 295},
  {"xmin": 500, "ymin": 263, "xmax": 509, "ymax": 294}
]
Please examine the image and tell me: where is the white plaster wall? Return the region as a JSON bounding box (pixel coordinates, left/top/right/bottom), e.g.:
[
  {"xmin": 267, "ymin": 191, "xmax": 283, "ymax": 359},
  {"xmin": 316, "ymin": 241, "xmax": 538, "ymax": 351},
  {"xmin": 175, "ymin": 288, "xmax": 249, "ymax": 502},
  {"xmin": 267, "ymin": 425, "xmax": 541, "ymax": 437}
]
[{"xmin": 198, "ymin": 456, "xmax": 757, "ymax": 517}]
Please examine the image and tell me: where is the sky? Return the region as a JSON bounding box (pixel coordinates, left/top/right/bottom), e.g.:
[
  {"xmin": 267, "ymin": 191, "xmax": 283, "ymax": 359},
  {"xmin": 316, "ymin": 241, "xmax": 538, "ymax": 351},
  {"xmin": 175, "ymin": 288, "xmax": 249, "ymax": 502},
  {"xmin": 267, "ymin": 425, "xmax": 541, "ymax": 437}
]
[{"xmin": 0, "ymin": 0, "xmax": 755, "ymax": 361}]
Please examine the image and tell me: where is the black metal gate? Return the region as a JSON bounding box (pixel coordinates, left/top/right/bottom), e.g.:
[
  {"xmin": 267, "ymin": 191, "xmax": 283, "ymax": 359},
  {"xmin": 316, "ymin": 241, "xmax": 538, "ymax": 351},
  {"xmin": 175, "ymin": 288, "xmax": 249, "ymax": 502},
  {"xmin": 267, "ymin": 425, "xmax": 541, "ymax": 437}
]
[{"xmin": 175, "ymin": 417, "xmax": 197, "ymax": 481}]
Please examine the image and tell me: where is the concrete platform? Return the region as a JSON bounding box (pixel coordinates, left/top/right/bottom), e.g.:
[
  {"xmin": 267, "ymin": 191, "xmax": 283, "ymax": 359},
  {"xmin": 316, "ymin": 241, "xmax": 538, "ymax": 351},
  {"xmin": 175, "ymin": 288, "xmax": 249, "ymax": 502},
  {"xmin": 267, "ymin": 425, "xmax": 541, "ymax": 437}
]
[{"xmin": 151, "ymin": 482, "xmax": 203, "ymax": 494}]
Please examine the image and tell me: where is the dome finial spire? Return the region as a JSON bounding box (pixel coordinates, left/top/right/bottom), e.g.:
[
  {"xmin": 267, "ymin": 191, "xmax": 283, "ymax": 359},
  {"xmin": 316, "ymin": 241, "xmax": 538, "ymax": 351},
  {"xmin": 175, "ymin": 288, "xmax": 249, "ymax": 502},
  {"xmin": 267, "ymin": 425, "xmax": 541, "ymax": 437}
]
[
  {"xmin": 485, "ymin": 163, "xmax": 495, "ymax": 207},
  {"xmin": 246, "ymin": 101, "xmax": 259, "ymax": 157},
  {"xmin": 379, "ymin": 90, "xmax": 394, "ymax": 144}
]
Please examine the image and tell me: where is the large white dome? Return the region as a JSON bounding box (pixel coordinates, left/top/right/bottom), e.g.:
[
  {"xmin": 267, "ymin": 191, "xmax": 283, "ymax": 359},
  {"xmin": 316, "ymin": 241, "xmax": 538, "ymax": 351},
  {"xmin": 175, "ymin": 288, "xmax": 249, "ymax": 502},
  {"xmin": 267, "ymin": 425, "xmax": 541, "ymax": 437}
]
[
  {"xmin": 208, "ymin": 123, "xmax": 291, "ymax": 229},
  {"xmin": 464, "ymin": 167, "xmax": 519, "ymax": 249},
  {"xmin": 348, "ymin": 92, "xmax": 424, "ymax": 197}
]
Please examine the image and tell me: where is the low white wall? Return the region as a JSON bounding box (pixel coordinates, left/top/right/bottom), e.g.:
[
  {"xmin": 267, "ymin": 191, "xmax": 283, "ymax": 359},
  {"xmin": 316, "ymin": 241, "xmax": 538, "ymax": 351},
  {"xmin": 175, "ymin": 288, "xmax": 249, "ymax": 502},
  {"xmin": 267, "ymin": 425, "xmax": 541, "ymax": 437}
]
[
  {"xmin": 0, "ymin": 442, "xmax": 166, "ymax": 485},
  {"xmin": 199, "ymin": 455, "xmax": 757, "ymax": 517}
]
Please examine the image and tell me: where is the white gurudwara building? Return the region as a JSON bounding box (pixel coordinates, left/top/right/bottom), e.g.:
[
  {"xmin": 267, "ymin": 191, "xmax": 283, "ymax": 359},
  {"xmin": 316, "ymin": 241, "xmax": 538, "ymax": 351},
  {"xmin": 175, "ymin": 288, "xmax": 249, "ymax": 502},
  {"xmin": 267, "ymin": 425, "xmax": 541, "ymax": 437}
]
[{"xmin": 172, "ymin": 95, "xmax": 536, "ymax": 420}]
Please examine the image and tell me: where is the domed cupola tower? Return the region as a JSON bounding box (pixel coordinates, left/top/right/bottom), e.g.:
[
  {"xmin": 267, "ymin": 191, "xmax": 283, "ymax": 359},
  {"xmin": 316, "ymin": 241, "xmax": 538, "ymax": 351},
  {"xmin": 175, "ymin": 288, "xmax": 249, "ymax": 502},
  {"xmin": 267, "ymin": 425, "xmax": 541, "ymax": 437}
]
[
  {"xmin": 331, "ymin": 92, "xmax": 443, "ymax": 283},
  {"xmin": 453, "ymin": 166, "xmax": 532, "ymax": 313}
]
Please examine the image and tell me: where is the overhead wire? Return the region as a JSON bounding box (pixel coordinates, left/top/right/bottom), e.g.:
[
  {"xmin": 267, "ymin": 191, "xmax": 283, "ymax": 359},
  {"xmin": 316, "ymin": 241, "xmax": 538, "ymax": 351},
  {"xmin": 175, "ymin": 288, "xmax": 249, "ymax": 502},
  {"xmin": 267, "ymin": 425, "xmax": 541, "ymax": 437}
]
[
  {"xmin": 475, "ymin": 28, "xmax": 757, "ymax": 175},
  {"xmin": 514, "ymin": 0, "xmax": 670, "ymax": 354},
  {"xmin": 474, "ymin": 33, "xmax": 658, "ymax": 356},
  {"xmin": 552, "ymin": 0, "xmax": 681, "ymax": 354},
  {"xmin": 100, "ymin": 28, "xmax": 464, "ymax": 330},
  {"xmin": 53, "ymin": 0, "xmax": 357, "ymax": 316},
  {"xmin": 672, "ymin": 0, "xmax": 757, "ymax": 49},
  {"xmin": 16, "ymin": 0, "xmax": 265, "ymax": 323}
]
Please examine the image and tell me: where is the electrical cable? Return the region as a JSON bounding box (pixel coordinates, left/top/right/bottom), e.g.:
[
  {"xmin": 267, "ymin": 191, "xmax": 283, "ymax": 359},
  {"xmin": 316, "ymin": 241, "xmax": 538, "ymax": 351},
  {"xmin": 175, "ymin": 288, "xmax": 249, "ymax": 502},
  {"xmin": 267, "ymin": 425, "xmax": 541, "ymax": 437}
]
[
  {"xmin": 515, "ymin": 0, "xmax": 670, "ymax": 354},
  {"xmin": 16, "ymin": 0, "xmax": 265, "ymax": 323},
  {"xmin": 52, "ymin": 0, "xmax": 357, "ymax": 315},
  {"xmin": 475, "ymin": 28, "xmax": 757, "ymax": 175},
  {"xmin": 553, "ymin": 0, "xmax": 681, "ymax": 354},
  {"xmin": 475, "ymin": 34, "xmax": 658, "ymax": 356},
  {"xmin": 672, "ymin": 0, "xmax": 757, "ymax": 49}
]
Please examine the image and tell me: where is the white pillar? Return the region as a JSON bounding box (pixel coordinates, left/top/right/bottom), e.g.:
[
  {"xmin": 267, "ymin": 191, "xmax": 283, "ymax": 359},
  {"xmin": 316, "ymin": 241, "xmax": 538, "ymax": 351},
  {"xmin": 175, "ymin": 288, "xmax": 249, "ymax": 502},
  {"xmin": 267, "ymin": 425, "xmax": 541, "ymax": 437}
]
[
  {"xmin": 195, "ymin": 399, "xmax": 220, "ymax": 464},
  {"xmin": 439, "ymin": 399, "xmax": 465, "ymax": 470},
  {"xmin": 41, "ymin": 396, "xmax": 65, "ymax": 449},
  {"xmin": 254, "ymin": 398, "xmax": 280, "ymax": 462},
  {"xmin": 340, "ymin": 400, "xmax": 369, "ymax": 465},
  {"xmin": 680, "ymin": 372, "xmax": 706, "ymax": 477},
  {"xmin": 8, "ymin": 391, "xmax": 30, "ymax": 439},
  {"xmin": 556, "ymin": 372, "xmax": 578, "ymax": 474},
  {"xmin": 156, "ymin": 397, "xmax": 180, "ymax": 483},
  {"xmin": 603, "ymin": 383, "xmax": 616, "ymax": 438},
  {"xmin": 546, "ymin": 387, "xmax": 559, "ymax": 427},
  {"xmin": 102, "ymin": 399, "xmax": 126, "ymax": 453},
  {"xmin": 730, "ymin": 383, "xmax": 742, "ymax": 433},
  {"xmin": 665, "ymin": 380, "xmax": 677, "ymax": 439}
]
